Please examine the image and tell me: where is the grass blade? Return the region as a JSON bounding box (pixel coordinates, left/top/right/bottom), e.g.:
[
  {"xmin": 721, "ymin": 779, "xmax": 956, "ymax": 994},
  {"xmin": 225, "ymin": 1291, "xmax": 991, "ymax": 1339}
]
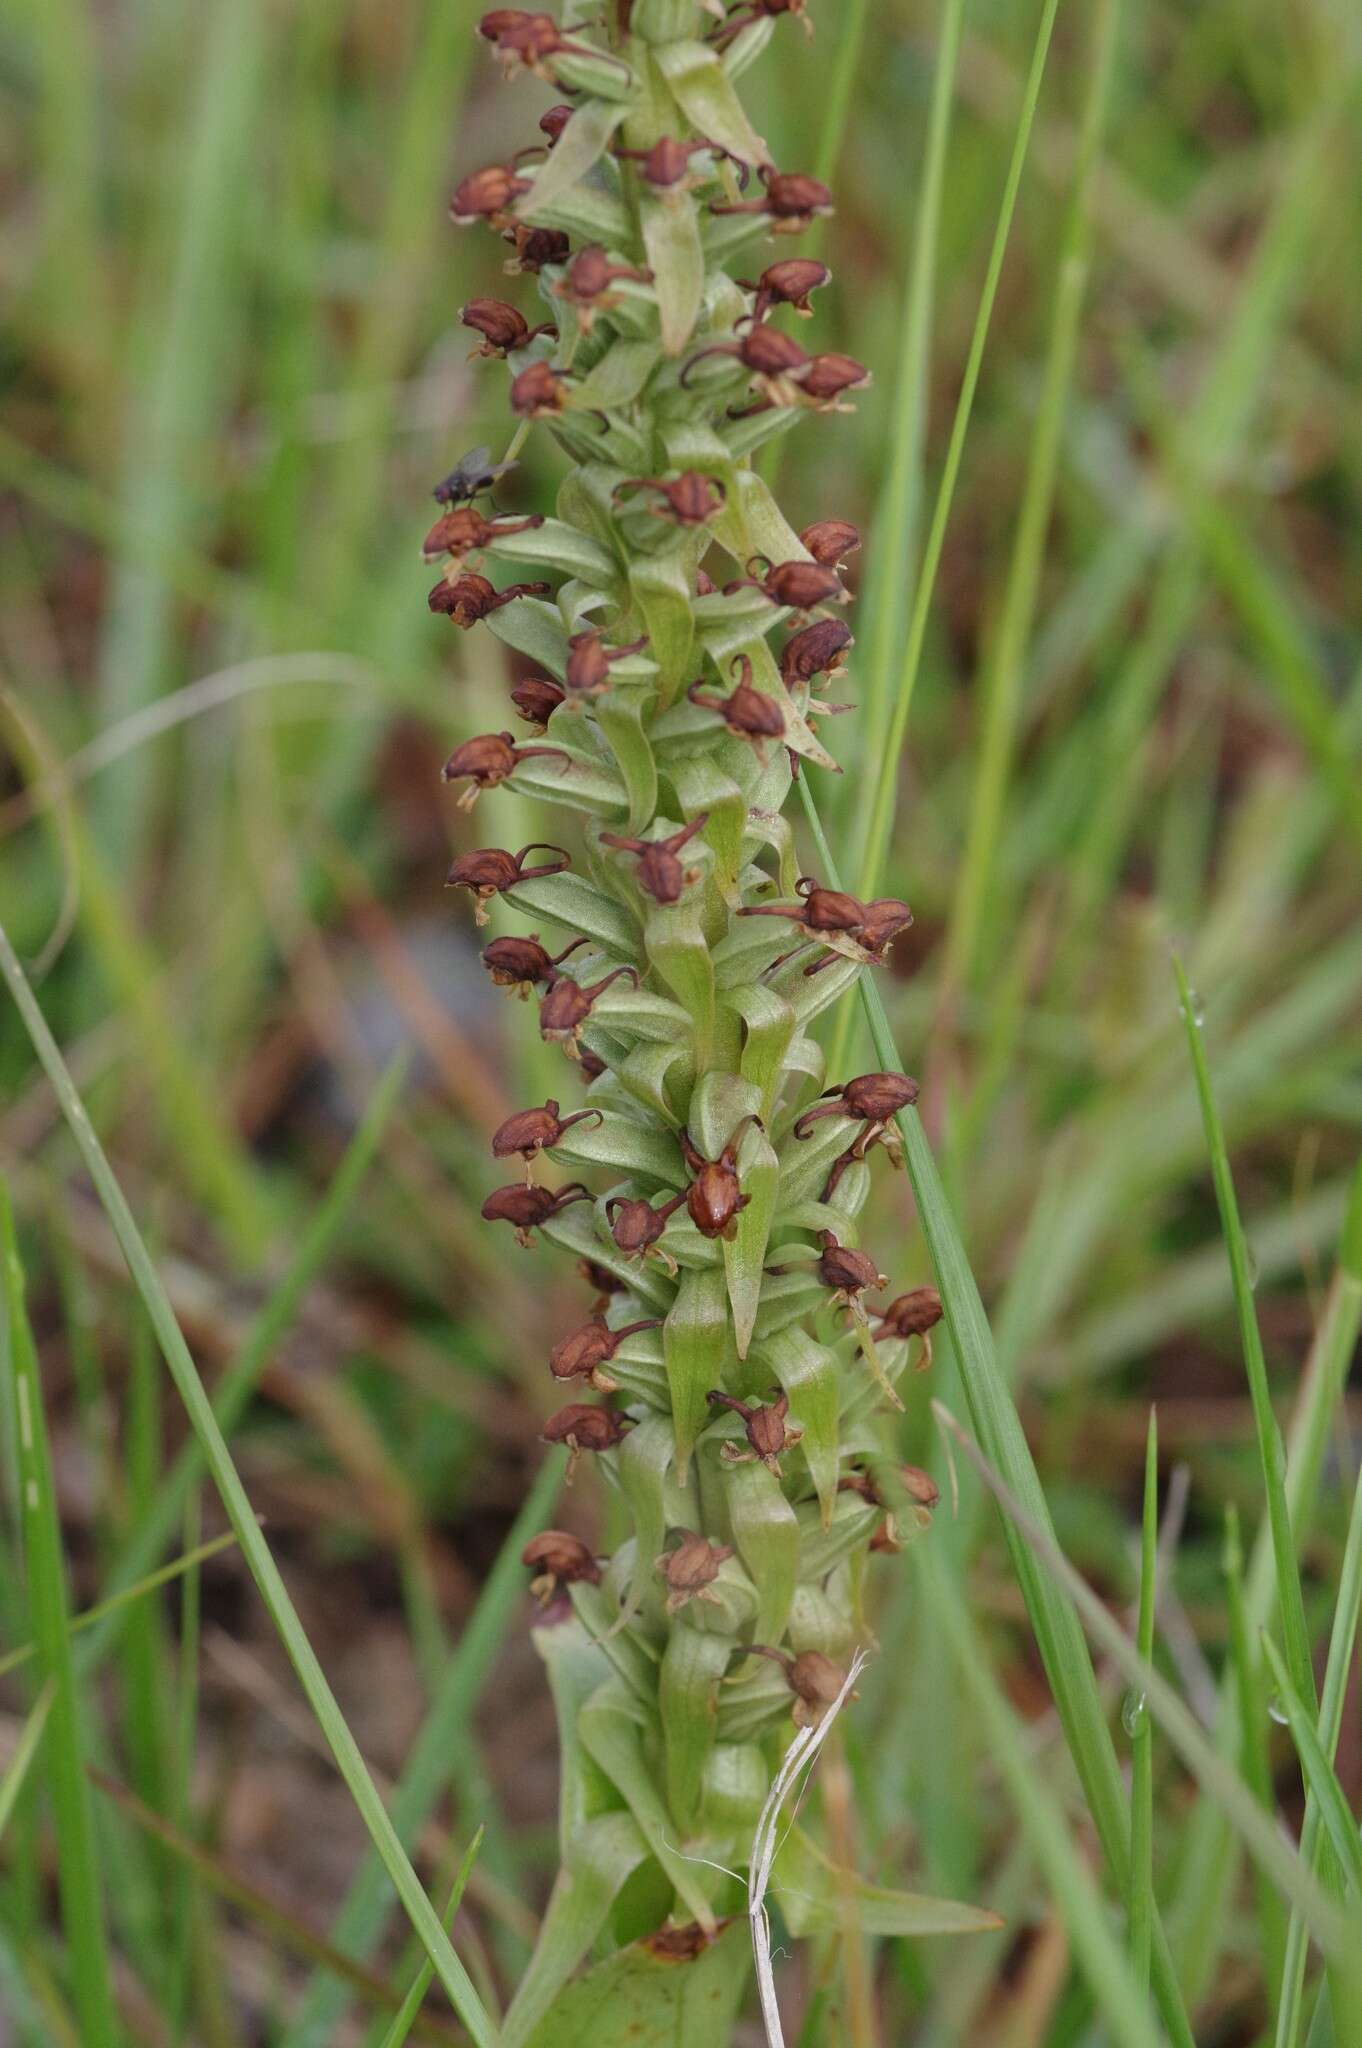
[
  {"xmin": 795, "ymin": 771, "xmax": 1197, "ymax": 2048},
  {"xmin": 0, "ymin": 917, "xmax": 499, "ymax": 2048},
  {"xmin": 1224, "ymin": 1507, "xmax": 1288, "ymax": 2004},
  {"xmin": 73, "ymin": 1050, "xmax": 407, "ymax": 1679},
  {"xmin": 0, "ymin": 1680, "xmax": 53, "ymax": 1842},
  {"xmin": 852, "ymin": 0, "xmax": 1061, "ymax": 902},
  {"xmin": 281, "ymin": 1452, "xmax": 562, "ymax": 2048},
  {"xmin": 377, "ymin": 1831, "xmax": 487, "ymax": 2048},
  {"xmin": 1128, "ymin": 1409, "xmax": 1157, "ymax": 1995},
  {"xmin": 0, "ymin": 1530, "xmax": 241, "ymax": 1679},
  {"xmin": 1174, "ymin": 957, "xmax": 1315, "ymax": 1711},
  {"xmin": 941, "ymin": 0, "xmax": 1122, "ymax": 997},
  {"xmin": 1, "ymin": 1188, "xmax": 123, "ymax": 2045},
  {"xmin": 918, "ymin": 1544, "xmax": 1165, "ymax": 2048},
  {"xmin": 1275, "ymin": 1447, "xmax": 1362, "ymax": 2048},
  {"xmin": 1259, "ymin": 1637, "xmax": 1362, "ymax": 1898}
]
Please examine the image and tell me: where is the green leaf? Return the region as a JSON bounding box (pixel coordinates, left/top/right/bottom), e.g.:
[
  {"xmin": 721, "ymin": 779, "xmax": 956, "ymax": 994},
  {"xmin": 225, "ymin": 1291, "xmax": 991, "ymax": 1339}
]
[
  {"xmin": 488, "ymin": 516, "xmax": 618, "ymax": 587},
  {"xmin": 659, "ymin": 1627, "xmax": 732, "ymax": 1833},
  {"xmin": 723, "ymin": 1119, "xmax": 777, "ymax": 1359},
  {"xmin": 592, "ymin": 982, "xmax": 694, "ymax": 1044},
  {"xmin": 628, "ymin": 548, "xmax": 697, "ymax": 701},
  {"xmin": 505, "ymin": 871, "xmax": 643, "ymax": 960},
  {"xmin": 572, "ymin": 339, "xmax": 663, "ymax": 412},
  {"xmin": 507, "ymin": 750, "xmax": 629, "ymax": 819},
  {"xmin": 720, "ymin": 1457, "xmax": 798, "ymax": 1645},
  {"xmin": 664, "ymin": 1267, "xmax": 732, "ymax": 1478},
  {"xmin": 666, "ymin": 757, "xmax": 746, "ymax": 896},
  {"xmin": 484, "ymin": 595, "xmax": 570, "ymax": 676},
  {"xmin": 656, "ymin": 39, "xmax": 769, "ymax": 165},
  {"xmin": 712, "ymin": 468, "xmax": 806, "ymax": 577},
  {"xmin": 551, "ymin": 1109, "xmax": 684, "ymax": 1184},
  {"xmin": 618, "ymin": 1416, "xmax": 686, "ymax": 1620},
  {"xmin": 2, "ymin": 1197, "xmax": 122, "ymax": 2047},
  {"xmin": 754, "ymin": 1327, "xmax": 840, "ymax": 1527},
  {"xmin": 519, "ymin": 1921, "xmax": 750, "ymax": 2048},
  {"xmin": 541, "ymin": 1207, "xmax": 675, "ymax": 1314},
  {"xmin": 641, "ymin": 190, "xmax": 705, "ymax": 356},
  {"xmin": 550, "ymin": 44, "xmax": 636, "ymax": 102},
  {"xmin": 773, "ymin": 1827, "xmax": 1002, "ymax": 1940},
  {"xmin": 615, "ymin": 1039, "xmax": 693, "ymax": 1124},
  {"xmin": 578, "ymin": 1681, "xmax": 718, "ymax": 1929},
  {"xmin": 795, "ymin": 1492, "xmax": 879, "ymax": 1581},
  {"xmin": 501, "ymin": 1812, "xmax": 652, "ymax": 2048},
  {"xmin": 644, "ymin": 898, "xmax": 726, "ymax": 1070},
  {"xmin": 701, "ymin": 1742, "xmax": 769, "ymax": 1839},
  {"xmin": 595, "ymin": 692, "xmax": 659, "ymax": 834},
  {"xmin": 516, "ymin": 98, "xmax": 626, "ymax": 219},
  {"xmin": 722, "ymin": 982, "xmax": 796, "ymax": 1119},
  {"xmin": 1260, "ymin": 1637, "xmax": 1362, "ymax": 1897}
]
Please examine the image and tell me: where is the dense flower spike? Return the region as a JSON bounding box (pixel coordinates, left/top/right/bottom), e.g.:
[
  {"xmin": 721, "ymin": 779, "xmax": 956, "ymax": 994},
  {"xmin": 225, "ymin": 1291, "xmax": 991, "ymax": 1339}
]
[{"xmin": 429, "ymin": 0, "xmax": 945, "ymax": 1999}]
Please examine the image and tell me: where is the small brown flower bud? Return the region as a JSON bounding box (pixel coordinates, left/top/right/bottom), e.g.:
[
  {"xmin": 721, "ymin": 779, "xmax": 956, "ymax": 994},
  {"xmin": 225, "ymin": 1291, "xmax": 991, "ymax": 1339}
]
[
  {"xmin": 460, "ymin": 297, "xmax": 542, "ymax": 358},
  {"xmin": 541, "ymin": 1402, "xmax": 631, "ymax": 1457},
  {"xmin": 598, "ymin": 814, "xmax": 707, "ymax": 905},
  {"xmin": 482, "ymin": 933, "xmax": 586, "ymax": 994},
  {"xmin": 477, "ymin": 9, "xmax": 564, "ymax": 71},
  {"xmin": 812, "ymin": 1230, "xmax": 885, "ymax": 1302},
  {"xmin": 708, "ymin": 1389, "xmax": 803, "ymax": 1474},
  {"xmin": 522, "ymin": 1529, "xmax": 600, "ymax": 1601},
  {"xmin": 687, "ymin": 656, "xmax": 786, "ymax": 747},
  {"xmin": 614, "ymin": 136, "xmax": 706, "ymax": 189},
  {"xmin": 740, "ymin": 257, "xmax": 830, "ymax": 318},
  {"xmin": 799, "ymin": 520, "xmax": 860, "ymax": 567},
  {"xmin": 509, "ymin": 675, "xmax": 566, "ymax": 730},
  {"xmin": 606, "ymin": 1190, "xmax": 688, "ymax": 1262},
  {"xmin": 655, "ymin": 1530, "xmax": 734, "ymax": 1614},
  {"xmin": 539, "ymin": 104, "xmax": 574, "ymax": 146},
  {"xmin": 680, "ymin": 1117, "xmax": 761, "ymax": 1241},
  {"xmin": 429, "ymin": 573, "xmax": 553, "ymax": 627},
  {"xmin": 553, "ymin": 246, "xmax": 653, "ymax": 318},
  {"xmin": 450, "ymin": 163, "xmax": 530, "ymax": 225},
  {"xmin": 539, "ymin": 966, "xmax": 641, "ymax": 1049},
  {"xmin": 502, "ymin": 224, "xmax": 571, "ymax": 273},
  {"xmin": 446, "ymin": 842, "xmax": 570, "ymax": 922},
  {"xmin": 564, "ymin": 629, "xmax": 649, "ymax": 696},
  {"xmin": 780, "ymin": 617, "xmax": 853, "ymax": 686},
  {"xmin": 441, "ymin": 730, "xmax": 569, "ymax": 808},
  {"xmin": 614, "ymin": 472, "xmax": 725, "ymax": 527},
  {"xmin": 873, "ymin": 1288, "xmax": 943, "ymax": 1341},
  {"xmin": 481, "ymin": 1180, "xmax": 590, "ymax": 1246},
  {"xmin": 747, "ymin": 1645, "xmax": 855, "ymax": 1726},
  {"xmin": 800, "ymin": 353, "xmax": 871, "ymax": 406},
  {"xmin": 759, "ymin": 559, "xmax": 844, "ymax": 609},
  {"xmin": 492, "ymin": 1099, "xmax": 602, "ymax": 1164},
  {"xmin": 509, "ymin": 359, "xmax": 569, "ymax": 418},
  {"xmin": 794, "ymin": 1071, "xmax": 919, "ymax": 1138},
  {"xmin": 548, "ymin": 1315, "xmax": 662, "ymax": 1387}
]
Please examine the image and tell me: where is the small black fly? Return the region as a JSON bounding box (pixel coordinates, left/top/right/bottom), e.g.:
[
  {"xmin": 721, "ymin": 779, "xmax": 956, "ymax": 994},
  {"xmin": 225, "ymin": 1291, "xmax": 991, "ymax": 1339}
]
[{"xmin": 433, "ymin": 445, "xmax": 519, "ymax": 507}]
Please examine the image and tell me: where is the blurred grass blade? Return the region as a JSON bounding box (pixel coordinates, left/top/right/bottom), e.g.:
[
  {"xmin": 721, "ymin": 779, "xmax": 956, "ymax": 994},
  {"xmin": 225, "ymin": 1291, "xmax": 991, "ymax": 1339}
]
[
  {"xmin": 378, "ymin": 1829, "xmax": 486, "ymax": 2048},
  {"xmin": 918, "ymin": 1544, "xmax": 1165, "ymax": 2048},
  {"xmin": 282, "ymin": 1453, "xmax": 562, "ymax": 2048},
  {"xmin": 0, "ymin": 1530, "xmax": 240, "ymax": 1678},
  {"xmin": 796, "ymin": 773, "xmax": 1197, "ymax": 2045},
  {"xmin": 1, "ymin": 1189, "xmax": 123, "ymax": 2045},
  {"xmin": 1259, "ymin": 1637, "xmax": 1362, "ymax": 1897},
  {"xmin": 1224, "ymin": 1507, "xmax": 1287, "ymax": 2003},
  {"xmin": 932, "ymin": 1399, "xmax": 1351, "ymax": 1964},
  {"xmin": 942, "ymin": 0, "xmax": 1121, "ymax": 996},
  {"xmin": 853, "ymin": 0, "xmax": 1061, "ymax": 902},
  {"xmin": 75, "ymin": 1051, "xmax": 407, "ymax": 1679},
  {"xmin": 1275, "ymin": 1446, "xmax": 1362, "ymax": 2048},
  {"xmin": 1174, "ymin": 957, "xmax": 1315, "ymax": 1710},
  {"xmin": 0, "ymin": 919, "xmax": 499, "ymax": 2048},
  {"xmin": 0, "ymin": 1680, "xmax": 54, "ymax": 1842},
  {"xmin": 1128, "ymin": 1409, "xmax": 1157, "ymax": 1995}
]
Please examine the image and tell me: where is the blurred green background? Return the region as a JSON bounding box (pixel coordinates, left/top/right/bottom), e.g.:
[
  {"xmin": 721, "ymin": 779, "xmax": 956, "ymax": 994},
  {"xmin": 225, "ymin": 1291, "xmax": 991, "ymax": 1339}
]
[{"xmin": 2, "ymin": 0, "xmax": 1361, "ymax": 2041}]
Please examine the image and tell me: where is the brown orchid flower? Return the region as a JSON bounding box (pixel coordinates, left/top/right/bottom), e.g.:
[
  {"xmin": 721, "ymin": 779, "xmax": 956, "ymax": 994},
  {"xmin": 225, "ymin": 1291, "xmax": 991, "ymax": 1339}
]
[
  {"xmin": 539, "ymin": 966, "xmax": 642, "ymax": 1054},
  {"xmin": 522, "ymin": 1528, "xmax": 601, "ymax": 1602},
  {"xmin": 687, "ymin": 655, "xmax": 785, "ymax": 755},
  {"xmin": 680, "ymin": 1114, "xmax": 762, "ymax": 1240},
  {"xmin": 597, "ymin": 814, "xmax": 708, "ymax": 904},
  {"xmin": 548, "ymin": 1315, "xmax": 663, "ymax": 1391},
  {"xmin": 655, "ymin": 1531, "xmax": 735, "ymax": 1615},
  {"xmin": 481, "ymin": 1179, "xmax": 591, "ymax": 1248},
  {"xmin": 705, "ymin": 1389, "xmax": 802, "ymax": 1475},
  {"xmin": 564, "ymin": 628, "xmax": 650, "ymax": 696},
  {"xmin": 612, "ymin": 471, "xmax": 726, "ymax": 527},
  {"xmin": 744, "ymin": 1645, "xmax": 855, "ymax": 1727},
  {"xmin": 541, "ymin": 1402, "xmax": 632, "ymax": 1482},
  {"xmin": 445, "ymin": 841, "xmax": 569, "ymax": 924},
  {"xmin": 723, "ymin": 555, "xmax": 846, "ymax": 611},
  {"xmin": 459, "ymin": 297, "xmax": 557, "ymax": 359},
  {"xmin": 428, "ymin": 572, "xmax": 552, "ymax": 627},
  {"xmin": 710, "ymin": 165, "xmax": 833, "ymax": 234},
  {"xmin": 491, "ymin": 1099, "xmax": 604, "ymax": 1177},
  {"xmin": 421, "ymin": 507, "xmax": 544, "ymax": 563},
  {"xmin": 508, "ymin": 675, "xmax": 566, "ymax": 731},
  {"xmin": 736, "ymin": 257, "xmax": 830, "ymax": 319},
  {"xmin": 605, "ymin": 1190, "xmax": 689, "ymax": 1275},
  {"xmin": 440, "ymin": 730, "xmax": 570, "ymax": 810},
  {"xmin": 481, "ymin": 933, "xmax": 589, "ymax": 998}
]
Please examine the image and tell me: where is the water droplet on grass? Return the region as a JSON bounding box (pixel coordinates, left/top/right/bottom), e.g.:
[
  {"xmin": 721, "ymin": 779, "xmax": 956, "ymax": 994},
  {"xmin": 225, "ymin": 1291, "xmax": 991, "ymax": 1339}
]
[{"xmin": 1122, "ymin": 1690, "xmax": 1147, "ymax": 1737}]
